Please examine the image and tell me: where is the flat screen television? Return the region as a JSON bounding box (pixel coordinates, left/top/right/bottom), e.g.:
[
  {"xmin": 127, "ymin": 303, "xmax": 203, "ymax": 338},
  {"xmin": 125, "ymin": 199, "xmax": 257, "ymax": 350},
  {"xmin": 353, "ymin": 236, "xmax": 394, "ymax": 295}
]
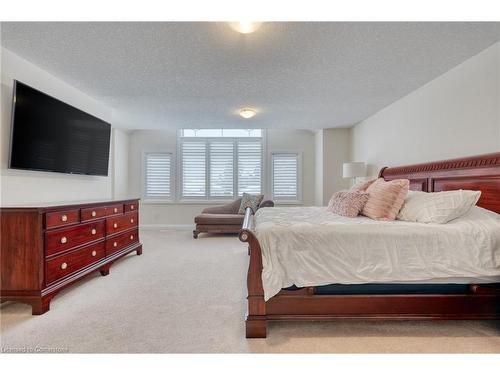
[{"xmin": 9, "ymin": 81, "xmax": 111, "ymax": 176}]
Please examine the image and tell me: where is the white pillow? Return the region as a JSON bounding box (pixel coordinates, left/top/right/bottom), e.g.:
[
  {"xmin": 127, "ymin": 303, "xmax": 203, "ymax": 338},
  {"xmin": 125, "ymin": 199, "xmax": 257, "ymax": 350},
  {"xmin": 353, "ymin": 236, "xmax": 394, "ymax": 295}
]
[{"xmin": 397, "ymin": 189, "xmax": 481, "ymax": 224}]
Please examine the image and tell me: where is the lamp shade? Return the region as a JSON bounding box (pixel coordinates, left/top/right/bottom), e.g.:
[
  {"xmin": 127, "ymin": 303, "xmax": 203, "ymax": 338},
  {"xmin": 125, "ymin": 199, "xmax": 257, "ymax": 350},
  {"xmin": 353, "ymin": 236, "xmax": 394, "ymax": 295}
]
[{"xmin": 343, "ymin": 162, "xmax": 366, "ymax": 178}]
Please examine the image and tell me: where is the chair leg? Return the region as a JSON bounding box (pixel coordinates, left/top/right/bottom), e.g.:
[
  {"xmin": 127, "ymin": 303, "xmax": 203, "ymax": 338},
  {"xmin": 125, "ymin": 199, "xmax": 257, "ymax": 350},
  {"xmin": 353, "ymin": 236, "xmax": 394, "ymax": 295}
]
[{"xmin": 193, "ymin": 230, "xmax": 200, "ymax": 239}]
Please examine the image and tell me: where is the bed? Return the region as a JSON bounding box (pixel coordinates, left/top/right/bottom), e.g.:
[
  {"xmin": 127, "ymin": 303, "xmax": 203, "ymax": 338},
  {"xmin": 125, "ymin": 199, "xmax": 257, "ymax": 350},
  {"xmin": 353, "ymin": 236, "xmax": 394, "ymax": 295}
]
[{"xmin": 239, "ymin": 152, "xmax": 500, "ymax": 338}]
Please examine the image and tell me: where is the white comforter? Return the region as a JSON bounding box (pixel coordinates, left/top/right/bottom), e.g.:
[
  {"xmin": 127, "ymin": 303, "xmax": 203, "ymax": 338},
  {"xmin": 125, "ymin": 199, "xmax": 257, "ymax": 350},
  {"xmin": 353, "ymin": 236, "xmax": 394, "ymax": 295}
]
[{"xmin": 254, "ymin": 206, "xmax": 500, "ymax": 301}]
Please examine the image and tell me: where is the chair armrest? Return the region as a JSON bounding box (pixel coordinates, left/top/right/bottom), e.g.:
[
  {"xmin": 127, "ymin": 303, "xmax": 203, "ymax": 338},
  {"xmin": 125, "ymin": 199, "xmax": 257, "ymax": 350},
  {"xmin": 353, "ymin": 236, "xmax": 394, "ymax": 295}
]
[{"xmin": 259, "ymin": 200, "xmax": 274, "ymax": 209}]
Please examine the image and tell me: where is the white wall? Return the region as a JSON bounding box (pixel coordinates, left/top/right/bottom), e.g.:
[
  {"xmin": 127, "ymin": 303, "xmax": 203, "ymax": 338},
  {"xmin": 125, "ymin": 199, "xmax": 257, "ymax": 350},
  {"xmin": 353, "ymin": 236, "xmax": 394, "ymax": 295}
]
[
  {"xmin": 112, "ymin": 128, "xmax": 130, "ymax": 199},
  {"xmin": 322, "ymin": 128, "xmax": 351, "ymax": 203},
  {"xmin": 314, "ymin": 128, "xmax": 352, "ymax": 205},
  {"xmin": 0, "ymin": 48, "xmax": 118, "ymax": 205},
  {"xmin": 314, "ymin": 130, "xmax": 324, "ymax": 205},
  {"xmin": 352, "ymin": 42, "xmax": 500, "ymax": 177},
  {"xmin": 128, "ymin": 129, "xmax": 316, "ymax": 227}
]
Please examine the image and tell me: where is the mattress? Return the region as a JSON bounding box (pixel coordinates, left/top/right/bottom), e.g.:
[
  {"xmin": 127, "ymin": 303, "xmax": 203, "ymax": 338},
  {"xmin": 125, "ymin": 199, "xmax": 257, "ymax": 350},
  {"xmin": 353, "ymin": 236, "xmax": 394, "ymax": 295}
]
[{"xmin": 254, "ymin": 206, "xmax": 500, "ymax": 301}]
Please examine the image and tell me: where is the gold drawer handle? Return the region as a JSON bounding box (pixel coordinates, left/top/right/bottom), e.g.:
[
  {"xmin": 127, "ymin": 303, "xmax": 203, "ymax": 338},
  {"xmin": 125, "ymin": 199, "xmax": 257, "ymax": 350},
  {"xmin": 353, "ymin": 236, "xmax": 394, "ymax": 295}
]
[
  {"xmin": 113, "ymin": 223, "xmax": 118, "ymax": 229},
  {"xmin": 130, "ymin": 235, "xmax": 134, "ymax": 240},
  {"xmin": 60, "ymin": 262, "xmax": 68, "ymax": 270},
  {"xmin": 91, "ymin": 228, "xmax": 97, "ymax": 235},
  {"xmin": 113, "ymin": 241, "xmax": 118, "ymax": 247},
  {"xmin": 91, "ymin": 250, "xmax": 97, "ymax": 257},
  {"xmin": 131, "ymin": 205, "xmax": 135, "ymax": 210},
  {"xmin": 91, "ymin": 211, "xmax": 97, "ymax": 217},
  {"xmin": 61, "ymin": 215, "xmax": 68, "ymax": 222},
  {"xmin": 114, "ymin": 208, "xmax": 118, "ymax": 213},
  {"xmin": 60, "ymin": 236, "xmax": 68, "ymax": 244},
  {"xmin": 130, "ymin": 219, "xmax": 134, "ymax": 223}
]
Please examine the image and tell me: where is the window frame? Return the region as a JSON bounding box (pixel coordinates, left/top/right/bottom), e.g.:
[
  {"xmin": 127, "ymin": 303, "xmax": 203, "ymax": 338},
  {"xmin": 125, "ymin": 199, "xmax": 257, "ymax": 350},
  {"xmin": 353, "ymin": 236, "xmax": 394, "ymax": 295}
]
[
  {"xmin": 269, "ymin": 150, "xmax": 303, "ymax": 204},
  {"xmin": 177, "ymin": 130, "xmax": 266, "ymax": 203},
  {"xmin": 141, "ymin": 150, "xmax": 175, "ymax": 203},
  {"xmin": 181, "ymin": 128, "xmax": 263, "ymax": 138}
]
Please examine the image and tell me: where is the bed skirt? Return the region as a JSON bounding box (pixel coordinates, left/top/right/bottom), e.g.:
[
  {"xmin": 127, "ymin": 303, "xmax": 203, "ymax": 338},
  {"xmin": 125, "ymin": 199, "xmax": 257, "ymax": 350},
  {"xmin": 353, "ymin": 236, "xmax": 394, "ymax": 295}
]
[{"xmin": 284, "ymin": 283, "xmax": 500, "ymax": 295}]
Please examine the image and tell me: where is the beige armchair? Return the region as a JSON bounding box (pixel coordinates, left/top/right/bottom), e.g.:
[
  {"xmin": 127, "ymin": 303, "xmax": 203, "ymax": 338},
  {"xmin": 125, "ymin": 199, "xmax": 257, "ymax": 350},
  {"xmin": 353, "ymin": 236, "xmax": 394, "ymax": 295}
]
[{"xmin": 193, "ymin": 198, "xmax": 274, "ymax": 238}]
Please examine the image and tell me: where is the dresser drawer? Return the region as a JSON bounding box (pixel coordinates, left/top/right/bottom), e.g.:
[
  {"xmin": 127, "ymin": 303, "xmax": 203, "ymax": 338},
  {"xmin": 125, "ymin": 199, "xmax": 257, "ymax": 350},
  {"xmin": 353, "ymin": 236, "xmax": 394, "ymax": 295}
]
[
  {"xmin": 81, "ymin": 206, "xmax": 107, "ymax": 222},
  {"xmin": 45, "ymin": 221, "xmax": 105, "ymax": 257},
  {"xmin": 106, "ymin": 229, "xmax": 139, "ymax": 256},
  {"xmin": 106, "ymin": 212, "xmax": 138, "ymax": 235},
  {"xmin": 45, "ymin": 241, "xmax": 105, "ymax": 285},
  {"xmin": 105, "ymin": 204, "xmax": 124, "ymax": 216},
  {"xmin": 46, "ymin": 210, "xmax": 80, "ymax": 229},
  {"xmin": 124, "ymin": 202, "xmax": 138, "ymax": 212}
]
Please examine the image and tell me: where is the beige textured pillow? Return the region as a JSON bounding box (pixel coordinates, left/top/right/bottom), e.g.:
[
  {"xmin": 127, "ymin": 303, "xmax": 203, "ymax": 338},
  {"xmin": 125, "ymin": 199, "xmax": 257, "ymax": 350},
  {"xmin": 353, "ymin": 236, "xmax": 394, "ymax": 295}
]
[
  {"xmin": 362, "ymin": 178, "xmax": 409, "ymax": 221},
  {"xmin": 397, "ymin": 189, "xmax": 481, "ymax": 224},
  {"xmin": 238, "ymin": 193, "xmax": 264, "ymax": 214},
  {"xmin": 350, "ymin": 179, "xmax": 375, "ymax": 192},
  {"xmin": 327, "ymin": 191, "xmax": 370, "ymax": 218}
]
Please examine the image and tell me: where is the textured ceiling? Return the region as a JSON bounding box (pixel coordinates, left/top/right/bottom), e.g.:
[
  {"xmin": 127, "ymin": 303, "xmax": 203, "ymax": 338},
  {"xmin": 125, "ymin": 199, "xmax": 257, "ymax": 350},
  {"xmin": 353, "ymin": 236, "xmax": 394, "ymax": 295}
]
[{"xmin": 1, "ymin": 22, "xmax": 499, "ymax": 130}]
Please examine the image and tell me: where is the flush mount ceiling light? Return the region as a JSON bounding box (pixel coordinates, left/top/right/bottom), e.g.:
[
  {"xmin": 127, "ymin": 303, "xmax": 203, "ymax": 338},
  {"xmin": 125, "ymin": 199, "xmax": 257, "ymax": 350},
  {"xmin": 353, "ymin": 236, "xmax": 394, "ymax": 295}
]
[
  {"xmin": 239, "ymin": 108, "xmax": 257, "ymax": 119},
  {"xmin": 229, "ymin": 22, "xmax": 262, "ymax": 34}
]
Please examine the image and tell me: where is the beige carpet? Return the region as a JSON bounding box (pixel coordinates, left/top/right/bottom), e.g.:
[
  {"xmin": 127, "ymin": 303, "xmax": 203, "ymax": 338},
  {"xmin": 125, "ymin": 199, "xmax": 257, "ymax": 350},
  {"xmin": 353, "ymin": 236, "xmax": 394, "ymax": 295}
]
[{"xmin": 1, "ymin": 229, "xmax": 500, "ymax": 353}]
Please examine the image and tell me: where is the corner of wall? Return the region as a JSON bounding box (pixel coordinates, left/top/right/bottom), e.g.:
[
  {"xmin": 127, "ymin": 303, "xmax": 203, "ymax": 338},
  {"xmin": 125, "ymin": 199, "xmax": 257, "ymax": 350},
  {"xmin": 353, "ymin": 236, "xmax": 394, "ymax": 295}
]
[
  {"xmin": 111, "ymin": 127, "xmax": 131, "ymax": 200},
  {"xmin": 319, "ymin": 128, "xmax": 352, "ymax": 205}
]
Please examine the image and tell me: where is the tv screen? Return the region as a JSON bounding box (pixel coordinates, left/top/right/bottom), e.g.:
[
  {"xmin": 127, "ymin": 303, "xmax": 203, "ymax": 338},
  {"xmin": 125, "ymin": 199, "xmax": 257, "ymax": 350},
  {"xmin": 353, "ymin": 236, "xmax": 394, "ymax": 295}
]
[{"xmin": 9, "ymin": 81, "xmax": 111, "ymax": 176}]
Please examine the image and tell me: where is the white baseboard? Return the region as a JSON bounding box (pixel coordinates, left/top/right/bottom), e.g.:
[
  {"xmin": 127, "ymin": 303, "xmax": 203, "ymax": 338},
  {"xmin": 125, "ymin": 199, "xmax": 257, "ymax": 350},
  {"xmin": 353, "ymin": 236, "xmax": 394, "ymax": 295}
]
[{"xmin": 140, "ymin": 224, "xmax": 194, "ymax": 230}]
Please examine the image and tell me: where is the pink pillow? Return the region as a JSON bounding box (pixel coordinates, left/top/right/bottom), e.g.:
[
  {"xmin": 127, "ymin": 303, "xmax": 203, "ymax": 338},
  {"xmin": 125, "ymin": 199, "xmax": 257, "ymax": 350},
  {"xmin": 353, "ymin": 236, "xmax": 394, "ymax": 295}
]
[
  {"xmin": 361, "ymin": 178, "xmax": 409, "ymax": 221},
  {"xmin": 350, "ymin": 179, "xmax": 375, "ymax": 192},
  {"xmin": 327, "ymin": 191, "xmax": 370, "ymax": 218}
]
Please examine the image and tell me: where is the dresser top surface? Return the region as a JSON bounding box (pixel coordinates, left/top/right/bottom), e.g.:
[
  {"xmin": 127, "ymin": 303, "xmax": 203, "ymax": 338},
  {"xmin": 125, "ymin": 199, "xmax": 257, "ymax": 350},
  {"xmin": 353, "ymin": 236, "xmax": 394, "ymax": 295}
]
[{"xmin": 0, "ymin": 198, "xmax": 140, "ymax": 211}]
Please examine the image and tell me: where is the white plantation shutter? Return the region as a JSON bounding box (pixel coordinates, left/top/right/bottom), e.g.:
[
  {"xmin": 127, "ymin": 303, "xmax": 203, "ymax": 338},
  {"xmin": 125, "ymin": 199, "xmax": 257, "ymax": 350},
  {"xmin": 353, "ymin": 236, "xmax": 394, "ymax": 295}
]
[
  {"xmin": 237, "ymin": 141, "xmax": 262, "ymax": 195},
  {"xmin": 145, "ymin": 153, "xmax": 172, "ymax": 199},
  {"xmin": 178, "ymin": 131, "xmax": 264, "ymax": 201},
  {"xmin": 209, "ymin": 141, "xmax": 234, "ymax": 197},
  {"xmin": 272, "ymin": 153, "xmax": 299, "ymax": 200},
  {"xmin": 182, "ymin": 141, "xmax": 206, "ymax": 198}
]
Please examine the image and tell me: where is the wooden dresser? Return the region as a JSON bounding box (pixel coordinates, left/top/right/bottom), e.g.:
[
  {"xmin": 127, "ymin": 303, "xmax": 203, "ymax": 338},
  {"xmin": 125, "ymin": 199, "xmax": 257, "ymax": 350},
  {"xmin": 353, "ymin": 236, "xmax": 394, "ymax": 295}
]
[{"xmin": 0, "ymin": 199, "xmax": 142, "ymax": 315}]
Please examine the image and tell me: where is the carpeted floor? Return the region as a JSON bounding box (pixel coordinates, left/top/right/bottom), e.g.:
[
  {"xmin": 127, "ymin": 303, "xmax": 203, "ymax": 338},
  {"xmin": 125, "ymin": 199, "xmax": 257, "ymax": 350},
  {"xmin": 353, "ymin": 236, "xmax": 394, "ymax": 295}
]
[{"xmin": 1, "ymin": 229, "xmax": 500, "ymax": 353}]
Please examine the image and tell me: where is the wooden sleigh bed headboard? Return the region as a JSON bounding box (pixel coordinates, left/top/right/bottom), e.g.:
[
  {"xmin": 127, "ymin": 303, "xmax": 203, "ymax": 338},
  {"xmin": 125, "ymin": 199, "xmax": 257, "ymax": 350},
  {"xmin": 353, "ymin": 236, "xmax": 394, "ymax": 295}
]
[{"xmin": 379, "ymin": 152, "xmax": 500, "ymax": 214}]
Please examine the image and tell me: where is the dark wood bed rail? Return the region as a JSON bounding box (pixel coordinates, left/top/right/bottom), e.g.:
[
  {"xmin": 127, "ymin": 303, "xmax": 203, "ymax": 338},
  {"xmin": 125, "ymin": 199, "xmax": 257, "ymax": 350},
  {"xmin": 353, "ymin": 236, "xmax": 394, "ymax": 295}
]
[{"xmin": 239, "ymin": 153, "xmax": 500, "ymax": 338}]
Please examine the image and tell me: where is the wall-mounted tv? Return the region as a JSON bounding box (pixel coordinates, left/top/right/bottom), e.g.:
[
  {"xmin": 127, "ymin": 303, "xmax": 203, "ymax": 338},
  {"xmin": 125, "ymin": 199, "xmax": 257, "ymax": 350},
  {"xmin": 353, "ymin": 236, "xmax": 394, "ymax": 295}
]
[{"xmin": 9, "ymin": 81, "xmax": 111, "ymax": 176}]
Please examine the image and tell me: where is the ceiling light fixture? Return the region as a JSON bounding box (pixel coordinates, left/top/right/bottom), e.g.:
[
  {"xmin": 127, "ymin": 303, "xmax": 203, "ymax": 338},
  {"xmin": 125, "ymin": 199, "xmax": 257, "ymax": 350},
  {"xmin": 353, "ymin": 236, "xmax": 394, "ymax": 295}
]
[
  {"xmin": 239, "ymin": 108, "xmax": 257, "ymax": 119},
  {"xmin": 229, "ymin": 22, "xmax": 262, "ymax": 34}
]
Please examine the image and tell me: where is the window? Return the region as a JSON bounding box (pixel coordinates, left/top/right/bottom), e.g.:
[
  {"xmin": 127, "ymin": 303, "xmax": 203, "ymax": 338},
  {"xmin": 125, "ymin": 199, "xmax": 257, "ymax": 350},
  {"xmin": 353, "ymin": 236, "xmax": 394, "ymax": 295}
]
[
  {"xmin": 179, "ymin": 129, "xmax": 263, "ymax": 200},
  {"xmin": 210, "ymin": 142, "xmax": 234, "ymax": 197},
  {"xmin": 238, "ymin": 141, "xmax": 262, "ymax": 195},
  {"xmin": 271, "ymin": 152, "xmax": 301, "ymax": 202},
  {"xmin": 144, "ymin": 152, "xmax": 173, "ymax": 200},
  {"xmin": 181, "ymin": 142, "xmax": 206, "ymax": 197}
]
